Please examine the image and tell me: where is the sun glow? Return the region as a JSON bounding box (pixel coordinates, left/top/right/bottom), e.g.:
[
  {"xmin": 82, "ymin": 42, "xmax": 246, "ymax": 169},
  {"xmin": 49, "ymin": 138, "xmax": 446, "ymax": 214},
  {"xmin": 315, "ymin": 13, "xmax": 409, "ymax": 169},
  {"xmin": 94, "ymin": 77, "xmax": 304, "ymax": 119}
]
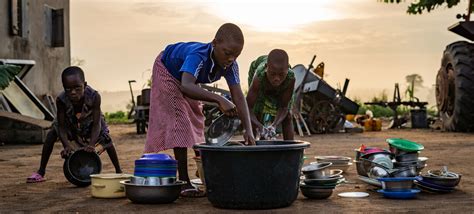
[{"xmin": 200, "ymin": 0, "xmax": 342, "ymax": 32}]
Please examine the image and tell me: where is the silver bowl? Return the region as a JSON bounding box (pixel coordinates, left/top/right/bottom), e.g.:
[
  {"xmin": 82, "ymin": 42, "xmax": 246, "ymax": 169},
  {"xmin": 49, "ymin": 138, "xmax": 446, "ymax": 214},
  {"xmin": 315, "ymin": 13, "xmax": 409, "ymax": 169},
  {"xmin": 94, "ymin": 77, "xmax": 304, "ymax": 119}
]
[
  {"xmin": 160, "ymin": 177, "xmax": 177, "ymax": 185},
  {"xmin": 359, "ymin": 158, "xmax": 393, "ymax": 175},
  {"xmin": 302, "ymin": 162, "xmax": 332, "ymax": 179},
  {"xmin": 325, "ymin": 162, "xmax": 353, "ymax": 173},
  {"xmin": 315, "ymin": 156, "xmax": 351, "ymax": 165},
  {"xmin": 130, "ymin": 176, "xmax": 146, "ymax": 185},
  {"xmin": 368, "ymin": 166, "xmax": 391, "ymax": 179},
  {"xmin": 145, "ymin": 177, "xmax": 161, "ymax": 186},
  {"xmin": 391, "ymin": 165, "xmax": 418, "ymax": 177},
  {"xmin": 304, "ymin": 175, "xmax": 344, "ymax": 186},
  {"xmin": 300, "ymin": 184, "xmax": 334, "ymax": 199},
  {"xmin": 381, "ymin": 179, "xmax": 414, "ymax": 190},
  {"xmin": 394, "ymin": 157, "xmax": 428, "ymax": 168},
  {"xmin": 395, "ymin": 152, "xmax": 419, "ymax": 162},
  {"xmin": 121, "ymin": 180, "xmax": 186, "ymax": 204}
]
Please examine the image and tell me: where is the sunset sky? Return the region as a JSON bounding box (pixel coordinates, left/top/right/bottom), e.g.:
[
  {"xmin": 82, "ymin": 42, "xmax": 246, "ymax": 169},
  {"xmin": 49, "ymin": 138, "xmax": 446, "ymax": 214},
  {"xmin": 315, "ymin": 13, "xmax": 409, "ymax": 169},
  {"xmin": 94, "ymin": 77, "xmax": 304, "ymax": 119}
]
[{"xmin": 70, "ymin": 0, "xmax": 470, "ymax": 110}]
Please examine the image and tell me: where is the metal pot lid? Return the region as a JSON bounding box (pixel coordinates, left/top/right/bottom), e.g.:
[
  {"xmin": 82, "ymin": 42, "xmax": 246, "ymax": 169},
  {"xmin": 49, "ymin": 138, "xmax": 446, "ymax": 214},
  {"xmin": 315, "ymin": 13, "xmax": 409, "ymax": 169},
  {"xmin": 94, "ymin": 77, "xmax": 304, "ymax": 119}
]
[
  {"xmin": 205, "ymin": 115, "xmax": 241, "ymax": 146},
  {"xmin": 386, "ymin": 138, "xmax": 424, "ymax": 152}
]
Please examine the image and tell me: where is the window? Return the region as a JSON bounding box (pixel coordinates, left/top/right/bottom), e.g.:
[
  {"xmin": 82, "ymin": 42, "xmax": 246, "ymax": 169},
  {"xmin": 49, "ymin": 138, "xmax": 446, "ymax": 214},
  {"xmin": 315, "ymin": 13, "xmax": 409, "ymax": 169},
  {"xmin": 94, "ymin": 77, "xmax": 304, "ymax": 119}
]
[
  {"xmin": 9, "ymin": 0, "xmax": 26, "ymax": 37},
  {"xmin": 44, "ymin": 5, "xmax": 64, "ymax": 47}
]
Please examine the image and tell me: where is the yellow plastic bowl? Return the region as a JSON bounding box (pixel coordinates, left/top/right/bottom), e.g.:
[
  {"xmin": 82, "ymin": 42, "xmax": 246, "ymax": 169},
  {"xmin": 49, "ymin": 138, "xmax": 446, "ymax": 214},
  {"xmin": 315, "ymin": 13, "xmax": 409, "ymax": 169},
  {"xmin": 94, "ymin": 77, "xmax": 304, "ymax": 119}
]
[{"xmin": 90, "ymin": 173, "xmax": 133, "ymax": 198}]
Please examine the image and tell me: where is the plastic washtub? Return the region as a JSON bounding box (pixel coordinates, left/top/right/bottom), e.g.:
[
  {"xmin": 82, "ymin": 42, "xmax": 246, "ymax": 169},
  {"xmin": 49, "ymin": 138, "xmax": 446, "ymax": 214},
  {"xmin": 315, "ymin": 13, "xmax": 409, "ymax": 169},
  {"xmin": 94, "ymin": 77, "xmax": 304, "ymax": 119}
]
[{"xmin": 194, "ymin": 140, "xmax": 310, "ymax": 209}]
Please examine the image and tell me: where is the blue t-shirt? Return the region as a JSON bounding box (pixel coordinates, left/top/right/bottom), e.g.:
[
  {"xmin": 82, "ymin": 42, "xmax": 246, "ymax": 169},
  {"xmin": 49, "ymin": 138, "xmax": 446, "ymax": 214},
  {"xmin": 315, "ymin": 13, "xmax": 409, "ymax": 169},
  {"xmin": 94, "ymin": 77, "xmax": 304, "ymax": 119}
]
[{"xmin": 161, "ymin": 42, "xmax": 240, "ymax": 85}]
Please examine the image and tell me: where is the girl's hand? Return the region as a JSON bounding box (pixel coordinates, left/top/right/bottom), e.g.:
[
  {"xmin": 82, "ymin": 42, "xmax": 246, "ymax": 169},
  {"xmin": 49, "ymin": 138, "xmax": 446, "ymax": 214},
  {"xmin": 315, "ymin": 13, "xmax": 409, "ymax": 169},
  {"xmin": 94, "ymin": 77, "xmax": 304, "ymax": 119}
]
[
  {"xmin": 218, "ymin": 97, "xmax": 237, "ymax": 117},
  {"xmin": 244, "ymin": 131, "xmax": 256, "ymax": 145}
]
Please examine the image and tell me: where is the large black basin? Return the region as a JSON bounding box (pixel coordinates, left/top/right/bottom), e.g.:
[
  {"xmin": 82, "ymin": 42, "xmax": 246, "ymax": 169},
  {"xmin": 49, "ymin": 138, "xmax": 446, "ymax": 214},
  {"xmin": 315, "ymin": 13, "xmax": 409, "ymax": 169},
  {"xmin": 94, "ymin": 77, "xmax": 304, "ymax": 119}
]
[
  {"xmin": 194, "ymin": 140, "xmax": 310, "ymax": 209},
  {"xmin": 63, "ymin": 149, "xmax": 102, "ymax": 187}
]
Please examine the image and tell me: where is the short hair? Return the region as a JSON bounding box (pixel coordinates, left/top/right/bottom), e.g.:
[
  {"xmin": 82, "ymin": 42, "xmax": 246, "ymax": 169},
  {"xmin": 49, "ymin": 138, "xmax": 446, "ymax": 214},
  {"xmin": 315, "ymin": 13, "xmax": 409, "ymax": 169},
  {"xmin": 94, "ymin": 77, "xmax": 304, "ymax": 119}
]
[
  {"xmin": 214, "ymin": 23, "xmax": 244, "ymax": 45},
  {"xmin": 61, "ymin": 66, "xmax": 85, "ymax": 83},
  {"xmin": 268, "ymin": 49, "xmax": 289, "ymax": 67}
]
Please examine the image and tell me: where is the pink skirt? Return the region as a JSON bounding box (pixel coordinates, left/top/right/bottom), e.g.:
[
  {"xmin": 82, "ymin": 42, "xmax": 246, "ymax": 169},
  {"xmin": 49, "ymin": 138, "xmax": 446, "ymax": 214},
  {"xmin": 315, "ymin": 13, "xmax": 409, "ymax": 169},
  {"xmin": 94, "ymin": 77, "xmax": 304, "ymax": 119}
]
[{"xmin": 144, "ymin": 54, "xmax": 205, "ymax": 153}]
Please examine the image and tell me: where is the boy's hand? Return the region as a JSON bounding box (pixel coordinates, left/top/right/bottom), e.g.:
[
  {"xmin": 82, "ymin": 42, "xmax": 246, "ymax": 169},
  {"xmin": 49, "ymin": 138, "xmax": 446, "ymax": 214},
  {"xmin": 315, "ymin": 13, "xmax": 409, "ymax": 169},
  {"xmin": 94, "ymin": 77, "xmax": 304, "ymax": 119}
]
[
  {"xmin": 218, "ymin": 97, "xmax": 237, "ymax": 117},
  {"xmin": 84, "ymin": 144, "xmax": 95, "ymax": 153},
  {"xmin": 61, "ymin": 146, "xmax": 74, "ymax": 158}
]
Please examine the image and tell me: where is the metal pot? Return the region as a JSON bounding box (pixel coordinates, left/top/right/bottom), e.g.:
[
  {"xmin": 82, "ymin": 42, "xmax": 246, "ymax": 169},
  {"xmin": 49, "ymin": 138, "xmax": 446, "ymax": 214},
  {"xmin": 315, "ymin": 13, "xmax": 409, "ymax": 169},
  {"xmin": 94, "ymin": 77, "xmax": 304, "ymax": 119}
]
[
  {"xmin": 395, "ymin": 152, "xmax": 419, "ymax": 162},
  {"xmin": 391, "ymin": 165, "xmax": 418, "ymax": 177},
  {"xmin": 121, "ymin": 180, "xmax": 186, "ymax": 204},
  {"xmin": 90, "ymin": 173, "xmax": 133, "ymax": 198},
  {"xmin": 394, "ymin": 157, "xmax": 428, "ymax": 171},
  {"xmin": 378, "ymin": 177, "xmax": 417, "ymax": 190}
]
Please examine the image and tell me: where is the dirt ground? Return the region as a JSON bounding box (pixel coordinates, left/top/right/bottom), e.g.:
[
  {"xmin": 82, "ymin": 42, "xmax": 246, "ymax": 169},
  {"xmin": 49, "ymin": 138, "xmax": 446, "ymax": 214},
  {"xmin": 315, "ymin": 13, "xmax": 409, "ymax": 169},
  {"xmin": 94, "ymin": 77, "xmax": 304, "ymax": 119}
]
[{"xmin": 0, "ymin": 124, "xmax": 473, "ymax": 213}]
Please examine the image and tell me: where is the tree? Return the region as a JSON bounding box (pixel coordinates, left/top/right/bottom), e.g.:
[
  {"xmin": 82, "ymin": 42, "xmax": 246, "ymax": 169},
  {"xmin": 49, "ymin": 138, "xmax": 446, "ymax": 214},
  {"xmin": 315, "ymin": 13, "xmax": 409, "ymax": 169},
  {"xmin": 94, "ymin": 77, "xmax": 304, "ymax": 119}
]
[
  {"xmin": 381, "ymin": 0, "xmax": 472, "ymax": 15},
  {"xmin": 405, "ymin": 74, "xmax": 423, "ymax": 101}
]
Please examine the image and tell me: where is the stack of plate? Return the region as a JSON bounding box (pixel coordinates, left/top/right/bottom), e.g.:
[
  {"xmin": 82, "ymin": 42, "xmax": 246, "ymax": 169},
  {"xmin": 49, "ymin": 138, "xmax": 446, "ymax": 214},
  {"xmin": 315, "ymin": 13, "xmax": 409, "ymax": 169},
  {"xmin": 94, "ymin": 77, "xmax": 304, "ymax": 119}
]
[
  {"xmin": 134, "ymin": 154, "xmax": 177, "ymax": 178},
  {"xmin": 313, "ymin": 156, "xmax": 352, "ymax": 172}
]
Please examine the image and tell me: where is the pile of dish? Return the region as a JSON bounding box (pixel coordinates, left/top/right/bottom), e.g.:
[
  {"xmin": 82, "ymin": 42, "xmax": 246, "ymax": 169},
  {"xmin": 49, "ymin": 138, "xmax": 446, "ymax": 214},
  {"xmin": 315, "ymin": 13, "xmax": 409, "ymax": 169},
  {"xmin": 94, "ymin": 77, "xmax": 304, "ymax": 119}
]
[
  {"xmin": 377, "ymin": 177, "xmax": 420, "ymax": 199},
  {"xmin": 300, "ymin": 162, "xmax": 344, "ymax": 199},
  {"xmin": 354, "ymin": 138, "xmax": 463, "ymax": 196},
  {"xmin": 355, "ymin": 138, "xmax": 427, "ymax": 187},
  {"xmin": 415, "ymin": 168, "xmax": 462, "ymax": 193},
  {"xmin": 313, "ymin": 156, "xmax": 352, "ymax": 172},
  {"xmin": 122, "ymin": 154, "xmax": 185, "ymax": 204}
]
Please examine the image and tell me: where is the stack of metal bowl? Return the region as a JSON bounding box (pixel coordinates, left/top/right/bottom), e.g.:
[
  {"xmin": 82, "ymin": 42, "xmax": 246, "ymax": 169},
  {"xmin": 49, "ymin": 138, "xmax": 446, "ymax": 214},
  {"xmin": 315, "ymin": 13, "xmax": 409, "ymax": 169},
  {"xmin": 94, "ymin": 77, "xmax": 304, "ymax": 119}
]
[
  {"xmin": 313, "ymin": 156, "xmax": 352, "ymax": 173},
  {"xmin": 387, "ymin": 138, "xmax": 426, "ymax": 177},
  {"xmin": 415, "ymin": 168, "xmax": 462, "ymax": 193},
  {"xmin": 300, "ymin": 163, "xmax": 344, "ymax": 199},
  {"xmin": 122, "ymin": 153, "xmax": 185, "ymax": 204}
]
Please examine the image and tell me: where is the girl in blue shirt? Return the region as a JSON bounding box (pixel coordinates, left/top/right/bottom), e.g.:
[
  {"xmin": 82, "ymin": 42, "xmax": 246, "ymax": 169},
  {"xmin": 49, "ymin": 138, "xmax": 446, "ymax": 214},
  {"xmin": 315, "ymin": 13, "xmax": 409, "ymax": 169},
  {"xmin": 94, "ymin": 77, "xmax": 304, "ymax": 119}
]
[{"xmin": 145, "ymin": 23, "xmax": 255, "ymax": 197}]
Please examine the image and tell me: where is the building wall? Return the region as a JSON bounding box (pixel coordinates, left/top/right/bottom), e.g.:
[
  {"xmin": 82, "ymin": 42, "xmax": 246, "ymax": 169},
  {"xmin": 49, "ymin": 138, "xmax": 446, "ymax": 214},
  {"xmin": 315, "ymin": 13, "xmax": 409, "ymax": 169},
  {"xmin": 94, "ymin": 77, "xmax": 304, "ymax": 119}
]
[{"xmin": 0, "ymin": 0, "xmax": 70, "ymax": 98}]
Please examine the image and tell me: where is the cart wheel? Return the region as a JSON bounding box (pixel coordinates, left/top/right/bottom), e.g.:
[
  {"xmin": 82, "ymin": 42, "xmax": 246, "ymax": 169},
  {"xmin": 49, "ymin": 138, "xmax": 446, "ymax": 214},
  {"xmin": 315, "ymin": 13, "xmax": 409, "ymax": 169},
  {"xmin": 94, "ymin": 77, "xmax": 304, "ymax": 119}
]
[{"xmin": 308, "ymin": 100, "xmax": 344, "ymax": 134}]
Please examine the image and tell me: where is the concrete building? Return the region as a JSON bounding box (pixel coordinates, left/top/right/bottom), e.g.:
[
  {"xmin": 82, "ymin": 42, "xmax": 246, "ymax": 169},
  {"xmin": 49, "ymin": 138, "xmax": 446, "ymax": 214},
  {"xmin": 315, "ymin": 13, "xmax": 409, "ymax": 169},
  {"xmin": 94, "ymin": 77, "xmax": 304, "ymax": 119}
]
[{"xmin": 0, "ymin": 0, "xmax": 70, "ymax": 99}]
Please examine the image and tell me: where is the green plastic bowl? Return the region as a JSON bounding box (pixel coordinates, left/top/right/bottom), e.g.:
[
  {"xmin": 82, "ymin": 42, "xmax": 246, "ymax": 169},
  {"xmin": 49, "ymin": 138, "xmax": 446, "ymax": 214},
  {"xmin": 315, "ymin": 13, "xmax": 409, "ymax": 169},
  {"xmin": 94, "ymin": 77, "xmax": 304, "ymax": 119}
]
[{"xmin": 386, "ymin": 138, "xmax": 424, "ymax": 152}]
